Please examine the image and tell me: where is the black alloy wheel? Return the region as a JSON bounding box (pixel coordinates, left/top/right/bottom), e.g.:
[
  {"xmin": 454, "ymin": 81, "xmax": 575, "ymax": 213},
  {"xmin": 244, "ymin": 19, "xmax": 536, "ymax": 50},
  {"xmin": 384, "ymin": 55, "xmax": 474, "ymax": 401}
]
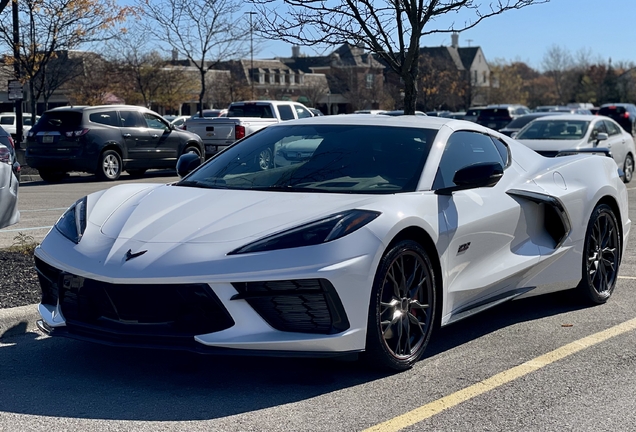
[
  {"xmin": 96, "ymin": 149, "xmax": 122, "ymax": 181},
  {"xmin": 365, "ymin": 240, "xmax": 436, "ymax": 371},
  {"xmin": 579, "ymin": 204, "xmax": 620, "ymax": 304}
]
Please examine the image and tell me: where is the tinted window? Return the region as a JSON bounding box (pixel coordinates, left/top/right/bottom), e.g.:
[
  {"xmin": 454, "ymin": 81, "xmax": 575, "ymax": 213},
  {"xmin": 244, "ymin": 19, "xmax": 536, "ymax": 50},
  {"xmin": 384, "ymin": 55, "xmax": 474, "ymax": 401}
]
[
  {"xmin": 433, "ymin": 131, "xmax": 506, "ymax": 190},
  {"xmin": 605, "ymin": 120, "xmax": 621, "ymax": 136},
  {"xmin": 89, "ymin": 111, "xmax": 119, "ymax": 127},
  {"xmin": 143, "ymin": 113, "xmax": 168, "ymax": 130},
  {"xmin": 516, "ymin": 120, "xmax": 590, "ymax": 140},
  {"xmin": 479, "ymin": 108, "xmax": 512, "ymax": 119},
  {"xmin": 0, "ymin": 116, "xmax": 14, "ymax": 125},
  {"xmin": 294, "ymin": 105, "xmax": 312, "ymax": 119},
  {"xmin": 118, "ymin": 110, "xmax": 145, "ymax": 128},
  {"xmin": 227, "ymin": 104, "xmax": 274, "ymax": 118},
  {"xmin": 179, "ymin": 125, "xmax": 437, "ymax": 194},
  {"xmin": 491, "ymin": 137, "xmax": 510, "ymax": 166},
  {"xmin": 34, "ymin": 111, "xmax": 82, "ymax": 131},
  {"xmin": 277, "ymin": 105, "xmax": 295, "ymax": 121},
  {"xmin": 599, "ymin": 106, "xmax": 626, "ymax": 116},
  {"xmin": 506, "ymin": 115, "xmax": 540, "ymax": 129}
]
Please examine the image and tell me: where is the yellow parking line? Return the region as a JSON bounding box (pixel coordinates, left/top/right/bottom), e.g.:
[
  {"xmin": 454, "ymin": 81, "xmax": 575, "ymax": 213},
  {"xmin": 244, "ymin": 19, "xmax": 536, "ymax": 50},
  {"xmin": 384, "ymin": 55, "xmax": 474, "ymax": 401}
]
[{"xmin": 363, "ymin": 317, "xmax": 636, "ymax": 432}]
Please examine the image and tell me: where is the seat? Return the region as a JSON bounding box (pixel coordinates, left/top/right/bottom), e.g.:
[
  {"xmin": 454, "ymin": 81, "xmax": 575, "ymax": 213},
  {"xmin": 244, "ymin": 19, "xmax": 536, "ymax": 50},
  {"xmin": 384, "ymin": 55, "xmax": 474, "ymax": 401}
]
[{"xmin": 566, "ymin": 125, "xmax": 578, "ymax": 135}]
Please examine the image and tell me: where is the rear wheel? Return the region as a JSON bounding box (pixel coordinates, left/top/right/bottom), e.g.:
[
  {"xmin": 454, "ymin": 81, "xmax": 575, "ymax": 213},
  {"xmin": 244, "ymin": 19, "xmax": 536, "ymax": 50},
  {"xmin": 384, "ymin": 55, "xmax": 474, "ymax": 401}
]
[
  {"xmin": 183, "ymin": 145, "xmax": 202, "ymax": 158},
  {"xmin": 364, "ymin": 240, "xmax": 436, "ymax": 371},
  {"xmin": 96, "ymin": 149, "xmax": 122, "ymax": 181},
  {"xmin": 38, "ymin": 169, "xmax": 66, "ymax": 183},
  {"xmin": 622, "ymin": 154, "xmax": 633, "ymax": 183},
  {"xmin": 578, "ymin": 204, "xmax": 620, "ymax": 304}
]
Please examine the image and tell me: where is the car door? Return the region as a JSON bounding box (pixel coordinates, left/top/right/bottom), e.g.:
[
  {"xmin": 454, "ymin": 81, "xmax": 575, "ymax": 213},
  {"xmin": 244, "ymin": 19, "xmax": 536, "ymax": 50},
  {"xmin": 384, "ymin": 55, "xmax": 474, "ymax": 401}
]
[
  {"xmin": 603, "ymin": 119, "xmax": 627, "ymax": 167},
  {"xmin": 142, "ymin": 112, "xmax": 179, "ymax": 165},
  {"xmin": 118, "ymin": 110, "xmax": 150, "ymax": 162},
  {"xmin": 433, "ymin": 131, "xmax": 541, "ymax": 316}
]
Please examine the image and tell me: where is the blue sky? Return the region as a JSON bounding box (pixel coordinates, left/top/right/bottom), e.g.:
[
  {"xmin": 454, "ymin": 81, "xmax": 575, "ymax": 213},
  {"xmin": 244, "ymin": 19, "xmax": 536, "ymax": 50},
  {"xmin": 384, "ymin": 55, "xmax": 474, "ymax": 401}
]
[{"xmin": 255, "ymin": 0, "xmax": 633, "ymax": 71}]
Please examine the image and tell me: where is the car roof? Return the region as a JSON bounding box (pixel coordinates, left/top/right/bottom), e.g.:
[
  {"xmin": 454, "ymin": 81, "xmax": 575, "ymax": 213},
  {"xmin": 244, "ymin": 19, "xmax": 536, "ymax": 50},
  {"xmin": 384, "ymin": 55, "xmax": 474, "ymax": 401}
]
[
  {"xmin": 270, "ymin": 113, "xmax": 463, "ymax": 130},
  {"xmin": 528, "ymin": 114, "xmax": 602, "ymax": 121}
]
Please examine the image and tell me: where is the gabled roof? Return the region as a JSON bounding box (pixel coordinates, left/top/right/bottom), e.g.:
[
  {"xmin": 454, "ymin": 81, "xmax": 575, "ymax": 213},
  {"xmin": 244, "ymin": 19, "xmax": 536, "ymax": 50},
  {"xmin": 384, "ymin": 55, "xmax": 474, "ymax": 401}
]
[{"xmin": 457, "ymin": 47, "xmax": 481, "ymax": 70}]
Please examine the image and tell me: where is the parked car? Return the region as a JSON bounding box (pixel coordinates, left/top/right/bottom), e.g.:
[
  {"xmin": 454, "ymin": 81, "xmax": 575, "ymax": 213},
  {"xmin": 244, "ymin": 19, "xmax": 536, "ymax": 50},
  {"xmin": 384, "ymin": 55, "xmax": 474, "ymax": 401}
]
[
  {"xmin": 534, "ymin": 106, "xmax": 591, "ymax": 115},
  {"xmin": 0, "ymin": 112, "xmax": 39, "ymax": 141},
  {"xmin": 184, "ymin": 100, "xmax": 314, "ymax": 158},
  {"xmin": 353, "ymin": 110, "xmax": 386, "ymax": 114},
  {"xmin": 0, "ymin": 126, "xmax": 19, "ymax": 229},
  {"xmin": 446, "ymin": 111, "xmax": 466, "ymax": 119},
  {"xmin": 25, "ymin": 105, "xmax": 204, "ymax": 182},
  {"xmin": 476, "ymin": 105, "xmax": 531, "ymax": 131},
  {"xmin": 191, "ymin": 109, "xmax": 228, "ymax": 118},
  {"xmin": 515, "ymin": 114, "xmax": 636, "ymax": 182},
  {"xmin": 499, "ymin": 112, "xmax": 567, "ymax": 137},
  {"xmin": 597, "ymin": 103, "xmax": 636, "ymax": 136},
  {"xmin": 425, "ymin": 110, "xmax": 451, "ymax": 117},
  {"xmin": 463, "ymin": 106, "xmax": 488, "ymax": 123},
  {"xmin": 308, "ymin": 108, "xmax": 324, "ymax": 116},
  {"xmin": 35, "ymin": 115, "xmax": 629, "ymax": 371}
]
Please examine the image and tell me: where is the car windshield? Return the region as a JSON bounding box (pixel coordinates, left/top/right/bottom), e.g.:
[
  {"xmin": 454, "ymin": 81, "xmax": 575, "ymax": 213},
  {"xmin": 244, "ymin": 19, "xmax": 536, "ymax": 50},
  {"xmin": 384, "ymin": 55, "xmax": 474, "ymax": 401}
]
[
  {"xmin": 178, "ymin": 124, "xmax": 437, "ymax": 194},
  {"xmin": 34, "ymin": 111, "xmax": 82, "ymax": 131},
  {"xmin": 516, "ymin": 120, "xmax": 590, "ymax": 140},
  {"xmin": 506, "ymin": 115, "xmax": 542, "ymax": 129}
]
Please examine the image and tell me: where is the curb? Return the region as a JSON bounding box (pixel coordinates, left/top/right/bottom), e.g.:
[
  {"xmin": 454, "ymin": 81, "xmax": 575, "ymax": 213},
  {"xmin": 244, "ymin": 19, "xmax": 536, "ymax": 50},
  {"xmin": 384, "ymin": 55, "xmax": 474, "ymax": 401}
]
[
  {"xmin": 0, "ymin": 303, "xmax": 41, "ymax": 339},
  {"xmin": 20, "ymin": 174, "xmax": 42, "ymax": 183}
]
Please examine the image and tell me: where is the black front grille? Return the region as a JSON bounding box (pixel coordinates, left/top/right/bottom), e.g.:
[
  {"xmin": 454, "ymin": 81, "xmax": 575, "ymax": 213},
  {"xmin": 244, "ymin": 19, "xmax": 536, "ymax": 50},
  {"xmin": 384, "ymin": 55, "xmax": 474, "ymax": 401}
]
[
  {"xmin": 231, "ymin": 279, "xmax": 349, "ymax": 335},
  {"xmin": 34, "ymin": 257, "xmax": 234, "ymax": 346},
  {"xmin": 536, "ymin": 150, "xmax": 559, "ymax": 158}
]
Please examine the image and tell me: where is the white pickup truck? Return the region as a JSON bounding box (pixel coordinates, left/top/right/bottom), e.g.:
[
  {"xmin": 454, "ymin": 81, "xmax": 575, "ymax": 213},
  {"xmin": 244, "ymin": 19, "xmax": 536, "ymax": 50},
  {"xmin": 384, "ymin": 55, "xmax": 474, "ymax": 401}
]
[{"xmin": 184, "ymin": 100, "xmax": 315, "ymax": 158}]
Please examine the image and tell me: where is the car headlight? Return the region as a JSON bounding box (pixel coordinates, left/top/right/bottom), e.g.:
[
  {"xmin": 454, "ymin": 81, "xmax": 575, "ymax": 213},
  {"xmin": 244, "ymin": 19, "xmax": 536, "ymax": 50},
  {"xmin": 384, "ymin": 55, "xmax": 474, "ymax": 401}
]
[
  {"xmin": 55, "ymin": 197, "xmax": 87, "ymax": 244},
  {"xmin": 229, "ymin": 209, "xmax": 381, "ymax": 255}
]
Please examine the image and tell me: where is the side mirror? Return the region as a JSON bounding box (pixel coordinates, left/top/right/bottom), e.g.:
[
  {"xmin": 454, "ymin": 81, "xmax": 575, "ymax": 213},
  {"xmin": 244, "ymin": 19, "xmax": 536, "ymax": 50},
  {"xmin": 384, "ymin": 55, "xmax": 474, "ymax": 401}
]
[
  {"xmin": 596, "ymin": 132, "xmax": 608, "ymax": 142},
  {"xmin": 176, "ymin": 152, "xmax": 201, "ymax": 178},
  {"xmin": 436, "ymin": 162, "xmax": 504, "ymax": 195}
]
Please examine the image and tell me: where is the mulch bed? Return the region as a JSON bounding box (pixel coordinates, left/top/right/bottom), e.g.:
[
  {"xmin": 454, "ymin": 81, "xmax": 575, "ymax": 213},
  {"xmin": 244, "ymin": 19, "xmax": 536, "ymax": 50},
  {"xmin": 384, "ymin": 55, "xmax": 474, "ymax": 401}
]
[{"xmin": 0, "ymin": 250, "xmax": 40, "ymax": 309}]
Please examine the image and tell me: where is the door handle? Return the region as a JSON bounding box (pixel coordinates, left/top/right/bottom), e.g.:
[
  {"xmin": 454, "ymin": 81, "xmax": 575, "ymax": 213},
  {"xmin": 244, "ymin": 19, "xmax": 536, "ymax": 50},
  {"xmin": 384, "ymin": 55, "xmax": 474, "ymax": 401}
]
[
  {"xmin": 123, "ymin": 133, "xmax": 131, "ymax": 138},
  {"xmin": 152, "ymin": 134, "xmax": 159, "ymax": 138}
]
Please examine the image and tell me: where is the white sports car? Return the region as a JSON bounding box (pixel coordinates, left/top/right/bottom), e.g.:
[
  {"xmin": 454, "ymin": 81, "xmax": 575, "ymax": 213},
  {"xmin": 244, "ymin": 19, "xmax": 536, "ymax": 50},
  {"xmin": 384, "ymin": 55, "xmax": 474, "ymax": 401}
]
[{"xmin": 35, "ymin": 115, "xmax": 630, "ymax": 371}]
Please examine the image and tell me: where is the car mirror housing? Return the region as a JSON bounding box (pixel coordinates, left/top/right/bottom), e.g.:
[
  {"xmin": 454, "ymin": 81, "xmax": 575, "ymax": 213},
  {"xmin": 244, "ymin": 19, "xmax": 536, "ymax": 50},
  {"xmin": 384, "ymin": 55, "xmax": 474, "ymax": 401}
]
[
  {"xmin": 176, "ymin": 152, "xmax": 202, "ymax": 178},
  {"xmin": 596, "ymin": 132, "xmax": 609, "ymax": 142},
  {"xmin": 436, "ymin": 162, "xmax": 504, "ymax": 195}
]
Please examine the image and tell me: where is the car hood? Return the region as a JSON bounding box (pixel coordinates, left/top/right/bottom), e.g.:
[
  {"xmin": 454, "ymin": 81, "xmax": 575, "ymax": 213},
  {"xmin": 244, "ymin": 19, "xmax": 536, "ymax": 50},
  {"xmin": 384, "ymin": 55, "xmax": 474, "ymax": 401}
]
[
  {"xmin": 516, "ymin": 138, "xmax": 586, "ymax": 151},
  {"xmin": 91, "ymin": 183, "xmax": 377, "ymax": 245}
]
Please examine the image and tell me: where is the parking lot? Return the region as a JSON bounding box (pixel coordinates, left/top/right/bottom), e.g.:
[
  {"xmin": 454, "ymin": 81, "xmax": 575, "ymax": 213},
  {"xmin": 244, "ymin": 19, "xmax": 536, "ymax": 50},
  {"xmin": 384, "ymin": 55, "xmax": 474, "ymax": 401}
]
[{"xmin": 1, "ymin": 177, "xmax": 636, "ymax": 431}]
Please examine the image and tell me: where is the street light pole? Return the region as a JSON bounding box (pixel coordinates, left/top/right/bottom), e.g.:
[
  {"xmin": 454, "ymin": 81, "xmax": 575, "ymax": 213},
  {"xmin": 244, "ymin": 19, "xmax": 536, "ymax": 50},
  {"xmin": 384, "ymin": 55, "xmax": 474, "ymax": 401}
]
[{"xmin": 245, "ymin": 11, "xmax": 256, "ymax": 100}]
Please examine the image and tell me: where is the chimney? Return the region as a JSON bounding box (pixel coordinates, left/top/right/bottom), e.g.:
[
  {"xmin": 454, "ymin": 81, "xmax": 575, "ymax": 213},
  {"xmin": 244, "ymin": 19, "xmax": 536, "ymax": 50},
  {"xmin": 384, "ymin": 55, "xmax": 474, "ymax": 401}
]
[
  {"xmin": 292, "ymin": 45, "xmax": 301, "ymax": 58},
  {"xmin": 451, "ymin": 33, "xmax": 459, "ymax": 48},
  {"xmin": 172, "ymin": 49, "xmax": 178, "ymax": 61}
]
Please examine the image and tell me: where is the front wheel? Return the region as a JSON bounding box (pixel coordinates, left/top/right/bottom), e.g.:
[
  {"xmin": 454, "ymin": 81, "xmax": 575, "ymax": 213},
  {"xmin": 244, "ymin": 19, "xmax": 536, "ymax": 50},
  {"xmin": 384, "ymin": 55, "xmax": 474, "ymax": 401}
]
[
  {"xmin": 578, "ymin": 204, "xmax": 620, "ymax": 304},
  {"xmin": 364, "ymin": 240, "xmax": 436, "ymax": 371},
  {"xmin": 622, "ymin": 154, "xmax": 633, "ymax": 183},
  {"xmin": 96, "ymin": 149, "xmax": 122, "ymax": 181}
]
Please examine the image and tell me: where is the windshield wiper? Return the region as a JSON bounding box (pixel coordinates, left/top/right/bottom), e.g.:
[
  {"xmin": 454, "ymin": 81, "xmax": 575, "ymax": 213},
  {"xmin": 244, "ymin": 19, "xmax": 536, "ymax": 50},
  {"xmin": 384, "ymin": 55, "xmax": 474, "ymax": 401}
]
[{"xmin": 253, "ymin": 185, "xmax": 327, "ymax": 193}]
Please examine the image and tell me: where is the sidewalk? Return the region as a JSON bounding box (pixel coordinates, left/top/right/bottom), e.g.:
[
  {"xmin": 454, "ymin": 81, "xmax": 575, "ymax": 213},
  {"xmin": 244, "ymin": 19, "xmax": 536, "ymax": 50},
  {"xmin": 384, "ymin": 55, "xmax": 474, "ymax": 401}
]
[{"xmin": 0, "ymin": 303, "xmax": 40, "ymax": 339}]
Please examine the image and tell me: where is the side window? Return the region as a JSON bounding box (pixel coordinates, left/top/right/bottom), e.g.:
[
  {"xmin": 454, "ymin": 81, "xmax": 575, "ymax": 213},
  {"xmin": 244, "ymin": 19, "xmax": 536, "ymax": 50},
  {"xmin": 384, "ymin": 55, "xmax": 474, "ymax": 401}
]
[
  {"xmin": 0, "ymin": 116, "xmax": 14, "ymax": 125},
  {"xmin": 89, "ymin": 111, "xmax": 118, "ymax": 127},
  {"xmin": 118, "ymin": 110, "xmax": 145, "ymax": 128},
  {"xmin": 294, "ymin": 104, "xmax": 312, "ymax": 119},
  {"xmin": 433, "ymin": 131, "xmax": 506, "ymax": 190},
  {"xmin": 604, "ymin": 120, "xmax": 621, "ymax": 136},
  {"xmin": 589, "ymin": 121, "xmax": 608, "ymax": 142},
  {"xmin": 491, "ymin": 136, "xmax": 510, "ymax": 167},
  {"xmin": 143, "ymin": 113, "xmax": 168, "ymax": 130},
  {"xmin": 277, "ymin": 104, "xmax": 295, "ymax": 121}
]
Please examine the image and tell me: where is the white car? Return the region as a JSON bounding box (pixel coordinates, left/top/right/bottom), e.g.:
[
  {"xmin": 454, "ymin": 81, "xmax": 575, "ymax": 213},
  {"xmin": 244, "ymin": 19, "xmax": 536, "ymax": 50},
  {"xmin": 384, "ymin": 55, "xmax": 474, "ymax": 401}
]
[
  {"xmin": 35, "ymin": 115, "xmax": 630, "ymax": 371},
  {"xmin": 0, "ymin": 112, "xmax": 39, "ymax": 141},
  {"xmin": 0, "ymin": 127, "xmax": 19, "ymax": 229},
  {"xmin": 515, "ymin": 114, "xmax": 636, "ymax": 183}
]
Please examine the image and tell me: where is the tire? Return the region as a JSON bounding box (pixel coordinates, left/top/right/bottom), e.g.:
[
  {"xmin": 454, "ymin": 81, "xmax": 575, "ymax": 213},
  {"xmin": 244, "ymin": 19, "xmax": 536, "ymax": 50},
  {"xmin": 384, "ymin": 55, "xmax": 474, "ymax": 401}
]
[
  {"xmin": 622, "ymin": 154, "xmax": 633, "ymax": 183},
  {"xmin": 578, "ymin": 204, "xmax": 620, "ymax": 304},
  {"xmin": 126, "ymin": 168, "xmax": 147, "ymax": 178},
  {"xmin": 38, "ymin": 169, "xmax": 66, "ymax": 183},
  {"xmin": 256, "ymin": 147, "xmax": 273, "ymax": 170},
  {"xmin": 96, "ymin": 149, "xmax": 122, "ymax": 181},
  {"xmin": 183, "ymin": 145, "xmax": 202, "ymax": 159},
  {"xmin": 364, "ymin": 239, "xmax": 437, "ymax": 371}
]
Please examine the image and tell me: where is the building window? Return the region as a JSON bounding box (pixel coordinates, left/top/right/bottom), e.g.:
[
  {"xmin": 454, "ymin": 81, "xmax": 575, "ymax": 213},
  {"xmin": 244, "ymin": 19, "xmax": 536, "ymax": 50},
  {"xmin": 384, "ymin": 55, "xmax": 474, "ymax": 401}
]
[
  {"xmin": 473, "ymin": 70, "xmax": 477, "ymax": 83},
  {"xmin": 259, "ymin": 73, "xmax": 265, "ymax": 84},
  {"xmin": 269, "ymin": 73, "xmax": 275, "ymax": 84},
  {"xmin": 366, "ymin": 74, "xmax": 374, "ymax": 89},
  {"xmin": 483, "ymin": 71, "xmax": 487, "ymax": 84},
  {"xmin": 290, "ymin": 74, "xmax": 295, "ymax": 85},
  {"xmin": 299, "ymin": 75, "xmax": 304, "ymax": 85}
]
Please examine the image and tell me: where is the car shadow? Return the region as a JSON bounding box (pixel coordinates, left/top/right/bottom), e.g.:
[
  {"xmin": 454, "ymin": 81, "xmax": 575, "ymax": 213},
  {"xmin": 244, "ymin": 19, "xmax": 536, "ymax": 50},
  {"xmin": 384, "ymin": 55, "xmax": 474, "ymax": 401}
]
[{"xmin": 0, "ymin": 290, "xmax": 590, "ymax": 422}]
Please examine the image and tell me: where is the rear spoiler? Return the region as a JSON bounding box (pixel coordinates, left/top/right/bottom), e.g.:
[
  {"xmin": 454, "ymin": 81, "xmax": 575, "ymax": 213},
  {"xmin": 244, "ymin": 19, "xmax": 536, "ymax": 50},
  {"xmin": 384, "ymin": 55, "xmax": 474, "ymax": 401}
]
[{"xmin": 555, "ymin": 148, "xmax": 612, "ymax": 158}]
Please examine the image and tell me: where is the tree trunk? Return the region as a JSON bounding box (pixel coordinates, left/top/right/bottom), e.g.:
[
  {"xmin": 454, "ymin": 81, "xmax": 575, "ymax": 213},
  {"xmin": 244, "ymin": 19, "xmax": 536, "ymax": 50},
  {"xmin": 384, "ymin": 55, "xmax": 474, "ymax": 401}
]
[
  {"xmin": 402, "ymin": 51, "xmax": 420, "ymax": 115},
  {"xmin": 198, "ymin": 70, "xmax": 206, "ymax": 116}
]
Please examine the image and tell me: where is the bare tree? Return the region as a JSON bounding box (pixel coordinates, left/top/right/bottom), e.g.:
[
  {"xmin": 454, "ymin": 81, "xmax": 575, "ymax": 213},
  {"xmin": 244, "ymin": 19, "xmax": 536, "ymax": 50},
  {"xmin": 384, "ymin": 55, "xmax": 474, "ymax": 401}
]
[
  {"xmin": 251, "ymin": 0, "xmax": 548, "ymax": 114},
  {"xmin": 0, "ymin": 0, "xmax": 130, "ymax": 119},
  {"xmin": 137, "ymin": 0, "xmax": 250, "ymax": 116},
  {"xmin": 542, "ymin": 45, "xmax": 574, "ymax": 104}
]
